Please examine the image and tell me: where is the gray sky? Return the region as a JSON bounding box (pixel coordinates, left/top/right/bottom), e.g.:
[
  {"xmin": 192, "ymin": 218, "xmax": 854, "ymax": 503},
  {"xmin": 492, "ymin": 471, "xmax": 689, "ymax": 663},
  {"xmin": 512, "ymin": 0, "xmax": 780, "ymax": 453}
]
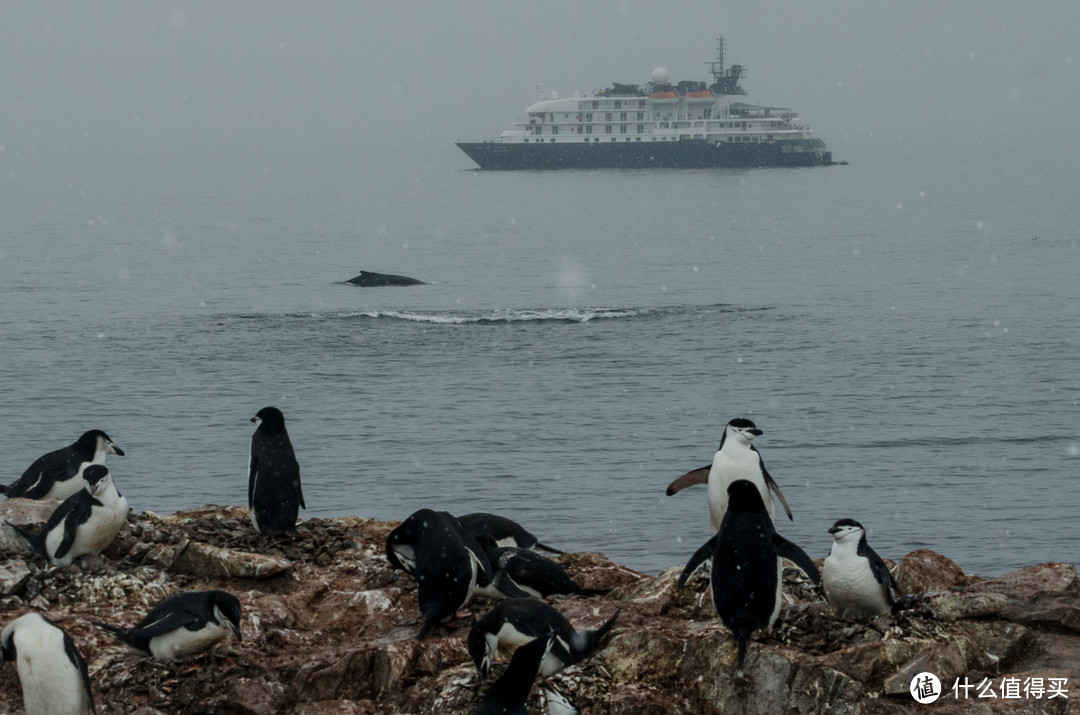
[{"xmin": 2, "ymin": 2, "xmax": 1077, "ymax": 166}]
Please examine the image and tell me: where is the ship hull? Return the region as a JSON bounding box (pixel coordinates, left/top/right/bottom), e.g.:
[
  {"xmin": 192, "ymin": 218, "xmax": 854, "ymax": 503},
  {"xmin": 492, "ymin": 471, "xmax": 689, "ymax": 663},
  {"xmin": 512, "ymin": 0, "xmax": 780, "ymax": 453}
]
[{"xmin": 457, "ymin": 138, "xmax": 830, "ymax": 170}]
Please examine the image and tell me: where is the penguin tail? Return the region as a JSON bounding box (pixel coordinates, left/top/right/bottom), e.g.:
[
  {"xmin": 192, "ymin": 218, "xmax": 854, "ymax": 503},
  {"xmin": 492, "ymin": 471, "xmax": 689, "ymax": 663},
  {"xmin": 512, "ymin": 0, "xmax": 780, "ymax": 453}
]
[
  {"xmin": 574, "ymin": 587, "xmax": 613, "ymax": 597},
  {"xmin": 735, "ymin": 637, "xmax": 749, "ymax": 669},
  {"xmin": 416, "ymin": 617, "xmax": 436, "ymax": 641},
  {"xmin": 91, "ymin": 621, "xmax": 126, "ymax": 639},
  {"xmin": 0, "ymin": 483, "xmax": 7, "ymax": 496},
  {"xmin": 572, "ymin": 608, "xmax": 620, "ymax": 661},
  {"xmin": 890, "ymin": 592, "xmax": 918, "ymax": 614},
  {"xmin": 4, "ymin": 521, "xmax": 44, "ymax": 556},
  {"xmin": 534, "ymin": 542, "xmax": 564, "ymax": 555}
]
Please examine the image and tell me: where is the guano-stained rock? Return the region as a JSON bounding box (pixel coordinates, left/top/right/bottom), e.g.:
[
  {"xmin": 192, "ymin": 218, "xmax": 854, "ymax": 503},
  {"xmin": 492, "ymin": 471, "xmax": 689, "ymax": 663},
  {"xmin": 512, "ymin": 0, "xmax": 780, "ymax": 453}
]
[{"xmin": 0, "ymin": 505, "xmax": 1077, "ymax": 714}]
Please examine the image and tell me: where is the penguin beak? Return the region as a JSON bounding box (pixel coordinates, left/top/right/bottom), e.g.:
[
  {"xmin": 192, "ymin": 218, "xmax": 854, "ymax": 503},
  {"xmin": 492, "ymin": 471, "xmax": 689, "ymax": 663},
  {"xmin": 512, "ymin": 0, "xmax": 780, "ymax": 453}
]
[
  {"xmin": 110, "ymin": 443, "xmax": 126, "ymax": 456},
  {"xmin": 748, "ymin": 428, "xmax": 763, "ymax": 437},
  {"xmin": 828, "ymin": 526, "xmax": 840, "ymax": 534}
]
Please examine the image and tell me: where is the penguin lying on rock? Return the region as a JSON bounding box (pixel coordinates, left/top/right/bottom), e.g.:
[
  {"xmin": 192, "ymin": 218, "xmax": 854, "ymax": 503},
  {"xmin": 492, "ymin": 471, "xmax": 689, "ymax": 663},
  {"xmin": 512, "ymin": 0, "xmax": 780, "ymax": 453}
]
[
  {"xmin": 1, "ymin": 429, "xmax": 124, "ymax": 501},
  {"xmin": 8, "ymin": 464, "xmax": 129, "ymax": 567},
  {"xmin": 458, "ymin": 512, "xmax": 564, "ymax": 554},
  {"xmin": 472, "ymin": 535, "xmax": 610, "ymax": 600},
  {"xmin": 95, "ymin": 590, "xmax": 242, "ymax": 660},
  {"xmin": 467, "ymin": 597, "xmax": 619, "ymax": 681}
]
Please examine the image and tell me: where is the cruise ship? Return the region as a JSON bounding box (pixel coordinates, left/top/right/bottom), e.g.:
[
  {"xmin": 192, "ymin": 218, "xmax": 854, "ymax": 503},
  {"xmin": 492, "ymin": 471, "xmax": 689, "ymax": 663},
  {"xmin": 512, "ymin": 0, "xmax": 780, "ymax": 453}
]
[{"xmin": 457, "ymin": 38, "xmax": 833, "ymax": 170}]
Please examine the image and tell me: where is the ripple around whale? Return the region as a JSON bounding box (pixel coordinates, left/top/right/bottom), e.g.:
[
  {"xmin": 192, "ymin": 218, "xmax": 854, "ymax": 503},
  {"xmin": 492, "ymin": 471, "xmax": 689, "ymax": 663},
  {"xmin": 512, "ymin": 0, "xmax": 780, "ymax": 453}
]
[{"xmin": 219, "ymin": 303, "xmax": 768, "ymax": 326}]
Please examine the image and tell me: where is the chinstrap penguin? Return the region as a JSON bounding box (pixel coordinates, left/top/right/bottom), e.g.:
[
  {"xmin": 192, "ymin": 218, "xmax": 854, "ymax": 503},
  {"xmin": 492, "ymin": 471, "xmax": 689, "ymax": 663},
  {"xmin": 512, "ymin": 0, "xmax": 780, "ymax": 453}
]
[
  {"xmin": 458, "ymin": 512, "xmax": 564, "ymax": 554},
  {"xmin": 1, "ymin": 429, "xmax": 124, "ymax": 501},
  {"xmin": 248, "ymin": 407, "xmax": 306, "ymax": 533},
  {"xmin": 95, "ymin": 590, "xmax": 242, "ymax": 660},
  {"xmin": 472, "ymin": 535, "xmax": 609, "ymax": 600},
  {"xmin": 10, "ymin": 464, "xmax": 129, "ymax": 567},
  {"xmin": 467, "ymin": 597, "xmax": 619, "ymax": 681},
  {"xmin": 386, "ymin": 508, "xmax": 495, "ymax": 639},
  {"xmin": 2, "ymin": 612, "xmax": 96, "ymax": 715},
  {"xmin": 474, "ymin": 630, "xmax": 556, "ymax": 715},
  {"xmin": 678, "ymin": 479, "xmax": 819, "ymax": 670},
  {"xmin": 822, "ymin": 519, "xmax": 898, "ymax": 618},
  {"xmin": 666, "ymin": 418, "xmax": 792, "ymax": 531}
]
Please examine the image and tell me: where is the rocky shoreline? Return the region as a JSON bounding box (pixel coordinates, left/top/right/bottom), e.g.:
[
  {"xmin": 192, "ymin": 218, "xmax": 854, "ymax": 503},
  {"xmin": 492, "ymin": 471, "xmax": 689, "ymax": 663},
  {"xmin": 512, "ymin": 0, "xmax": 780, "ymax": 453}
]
[{"xmin": 1, "ymin": 502, "xmax": 1077, "ymax": 714}]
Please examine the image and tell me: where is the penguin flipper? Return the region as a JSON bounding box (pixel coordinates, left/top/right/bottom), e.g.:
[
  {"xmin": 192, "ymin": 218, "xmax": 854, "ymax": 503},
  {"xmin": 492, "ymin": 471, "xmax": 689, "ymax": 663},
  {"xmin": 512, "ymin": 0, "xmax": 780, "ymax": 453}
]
[
  {"xmin": 493, "ymin": 571, "xmax": 533, "ymax": 599},
  {"xmin": 861, "ymin": 544, "xmax": 898, "ymax": 603},
  {"xmin": 677, "ymin": 534, "xmax": 718, "ymax": 589},
  {"xmin": 666, "ymin": 466, "xmax": 710, "ymax": 496},
  {"xmin": 62, "ymin": 629, "xmax": 96, "ymax": 715},
  {"xmin": 533, "ymin": 541, "xmax": 564, "ymax": 555},
  {"xmin": 55, "ymin": 501, "xmax": 93, "ymax": 560},
  {"xmin": 761, "ymin": 463, "xmax": 793, "ymax": 521},
  {"xmin": 771, "ymin": 534, "xmax": 821, "ymax": 586}
]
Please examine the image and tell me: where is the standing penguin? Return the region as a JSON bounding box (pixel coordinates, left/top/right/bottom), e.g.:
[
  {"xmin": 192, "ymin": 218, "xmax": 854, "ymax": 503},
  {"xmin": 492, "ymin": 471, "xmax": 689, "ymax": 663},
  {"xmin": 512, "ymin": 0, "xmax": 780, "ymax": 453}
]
[
  {"xmin": 95, "ymin": 590, "xmax": 242, "ymax": 660},
  {"xmin": 1, "ymin": 429, "xmax": 125, "ymax": 501},
  {"xmin": 2, "ymin": 612, "xmax": 96, "ymax": 715},
  {"xmin": 11, "ymin": 465, "xmax": 129, "ymax": 567},
  {"xmin": 678, "ymin": 480, "xmax": 819, "ymax": 670},
  {"xmin": 823, "ymin": 519, "xmax": 897, "ymax": 618},
  {"xmin": 248, "ymin": 407, "xmax": 305, "ymax": 533},
  {"xmin": 666, "ymin": 418, "xmax": 792, "ymax": 531},
  {"xmin": 386, "ymin": 508, "xmax": 495, "ymax": 640}
]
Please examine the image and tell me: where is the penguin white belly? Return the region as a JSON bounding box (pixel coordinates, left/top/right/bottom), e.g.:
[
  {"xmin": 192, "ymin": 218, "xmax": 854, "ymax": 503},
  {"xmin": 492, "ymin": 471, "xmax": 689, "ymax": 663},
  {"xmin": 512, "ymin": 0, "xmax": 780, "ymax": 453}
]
[
  {"xmin": 823, "ymin": 552, "xmax": 891, "ymax": 618},
  {"xmin": 707, "ymin": 452, "xmax": 772, "ymax": 531},
  {"xmin": 149, "ymin": 622, "xmax": 230, "ymax": 660},
  {"xmin": 13, "ymin": 631, "xmax": 89, "ymax": 715},
  {"xmin": 82, "ymin": 491, "xmax": 129, "ymax": 554}
]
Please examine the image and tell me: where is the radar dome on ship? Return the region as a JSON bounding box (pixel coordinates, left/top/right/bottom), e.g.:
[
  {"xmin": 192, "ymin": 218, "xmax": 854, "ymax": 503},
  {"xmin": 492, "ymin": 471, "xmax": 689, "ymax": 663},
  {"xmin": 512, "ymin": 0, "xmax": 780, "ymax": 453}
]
[{"xmin": 651, "ymin": 67, "xmax": 670, "ymax": 85}]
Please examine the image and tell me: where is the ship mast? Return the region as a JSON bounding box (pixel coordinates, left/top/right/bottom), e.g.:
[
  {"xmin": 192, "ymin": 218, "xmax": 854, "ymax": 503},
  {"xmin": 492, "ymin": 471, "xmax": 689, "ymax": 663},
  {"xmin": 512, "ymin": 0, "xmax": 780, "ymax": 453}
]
[{"xmin": 707, "ymin": 36, "xmax": 745, "ymax": 96}]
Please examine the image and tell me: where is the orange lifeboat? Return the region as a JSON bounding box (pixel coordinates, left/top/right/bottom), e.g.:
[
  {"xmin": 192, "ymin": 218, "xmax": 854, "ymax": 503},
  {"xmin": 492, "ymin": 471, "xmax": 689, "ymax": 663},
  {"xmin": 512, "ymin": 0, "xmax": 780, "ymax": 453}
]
[
  {"xmin": 686, "ymin": 89, "xmax": 713, "ymax": 98},
  {"xmin": 648, "ymin": 91, "xmax": 678, "ymax": 100}
]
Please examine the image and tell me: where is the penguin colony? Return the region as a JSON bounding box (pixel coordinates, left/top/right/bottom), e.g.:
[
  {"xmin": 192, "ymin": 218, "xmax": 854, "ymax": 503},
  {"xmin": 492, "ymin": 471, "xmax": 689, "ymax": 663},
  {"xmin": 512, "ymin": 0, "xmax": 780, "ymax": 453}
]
[{"xmin": 1, "ymin": 413, "xmax": 904, "ymax": 713}]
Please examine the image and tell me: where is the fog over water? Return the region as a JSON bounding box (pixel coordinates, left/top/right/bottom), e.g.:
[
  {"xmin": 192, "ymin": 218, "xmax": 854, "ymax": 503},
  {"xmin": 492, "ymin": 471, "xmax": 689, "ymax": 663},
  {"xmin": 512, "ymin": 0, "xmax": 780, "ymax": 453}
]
[{"xmin": 1, "ymin": 4, "xmax": 1077, "ymax": 576}]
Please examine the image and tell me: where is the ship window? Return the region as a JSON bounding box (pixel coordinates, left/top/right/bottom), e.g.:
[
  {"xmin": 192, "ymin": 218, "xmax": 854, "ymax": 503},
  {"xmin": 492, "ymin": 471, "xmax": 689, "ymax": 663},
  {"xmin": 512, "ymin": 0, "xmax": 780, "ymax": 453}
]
[
  {"xmin": 552, "ymin": 126, "xmax": 559, "ymax": 135},
  {"xmin": 605, "ymin": 112, "xmax": 612, "ymax": 121},
  {"xmin": 626, "ymin": 137, "xmax": 631, "ymax": 141},
  {"xmin": 605, "ymin": 125, "xmax": 612, "ymax": 134},
  {"xmin": 550, "ymin": 138, "xmax": 556, "ymax": 142},
  {"xmin": 585, "ymin": 125, "xmax": 593, "ymax": 134},
  {"xmin": 611, "ymin": 137, "xmax": 617, "ymax": 141},
  {"xmin": 637, "ymin": 124, "xmax": 644, "ymax": 133},
  {"xmin": 524, "ymin": 139, "xmax": 528, "ymax": 143},
  {"xmin": 577, "ymin": 125, "xmax": 583, "ymax": 133},
  {"xmin": 637, "ymin": 112, "xmax": 644, "ymax": 121},
  {"xmin": 592, "ymin": 100, "xmax": 599, "ymax": 109},
  {"xmin": 585, "ymin": 113, "xmax": 593, "ymax": 121},
  {"xmin": 614, "ymin": 101, "xmax": 622, "ymax": 109},
  {"xmin": 620, "ymin": 124, "xmax": 627, "ymax": 133},
  {"xmin": 620, "ymin": 112, "xmax": 627, "ymax": 121},
  {"xmin": 635, "ymin": 137, "xmax": 641, "ymax": 141}
]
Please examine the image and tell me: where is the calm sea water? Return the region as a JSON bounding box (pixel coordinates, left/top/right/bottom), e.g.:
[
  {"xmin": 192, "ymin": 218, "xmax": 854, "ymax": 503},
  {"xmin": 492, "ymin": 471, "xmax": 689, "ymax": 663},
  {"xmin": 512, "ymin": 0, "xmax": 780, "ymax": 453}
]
[{"xmin": 1, "ymin": 143, "xmax": 1076, "ymax": 577}]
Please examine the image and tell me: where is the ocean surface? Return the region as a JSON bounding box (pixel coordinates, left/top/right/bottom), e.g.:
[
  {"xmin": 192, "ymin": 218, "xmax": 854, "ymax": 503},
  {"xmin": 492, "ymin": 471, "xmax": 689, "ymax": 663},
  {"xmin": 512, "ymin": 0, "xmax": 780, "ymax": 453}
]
[{"xmin": 1, "ymin": 142, "xmax": 1077, "ymax": 578}]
